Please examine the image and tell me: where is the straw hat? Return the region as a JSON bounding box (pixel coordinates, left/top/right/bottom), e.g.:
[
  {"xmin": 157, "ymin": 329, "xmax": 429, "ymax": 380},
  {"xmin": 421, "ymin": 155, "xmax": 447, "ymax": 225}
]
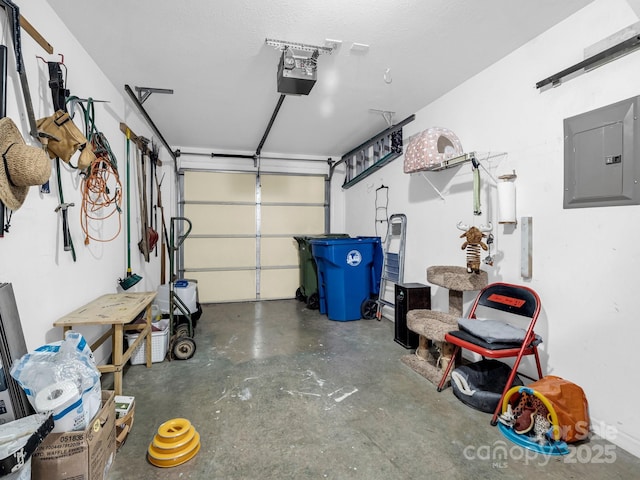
[{"xmin": 0, "ymin": 117, "xmax": 51, "ymax": 210}]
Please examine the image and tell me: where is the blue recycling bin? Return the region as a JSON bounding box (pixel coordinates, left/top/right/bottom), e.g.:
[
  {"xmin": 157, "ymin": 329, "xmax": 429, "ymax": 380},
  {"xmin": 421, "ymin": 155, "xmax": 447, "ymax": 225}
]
[{"xmin": 310, "ymin": 237, "xmax": 382, "ymax": 321}]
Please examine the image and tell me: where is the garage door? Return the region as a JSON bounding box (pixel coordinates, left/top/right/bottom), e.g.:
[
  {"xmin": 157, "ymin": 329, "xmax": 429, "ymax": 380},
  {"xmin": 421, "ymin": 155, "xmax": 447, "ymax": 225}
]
[{"xmin": 182, "ymin": 171, "xmax": 325, "ymax": 303}]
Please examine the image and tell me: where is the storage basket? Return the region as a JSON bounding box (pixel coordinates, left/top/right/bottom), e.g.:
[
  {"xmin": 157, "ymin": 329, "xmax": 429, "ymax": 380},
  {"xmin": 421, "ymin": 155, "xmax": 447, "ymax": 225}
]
[{"xmin": 126, "ymin": 322, "xmax": 169, "ymax": 365}]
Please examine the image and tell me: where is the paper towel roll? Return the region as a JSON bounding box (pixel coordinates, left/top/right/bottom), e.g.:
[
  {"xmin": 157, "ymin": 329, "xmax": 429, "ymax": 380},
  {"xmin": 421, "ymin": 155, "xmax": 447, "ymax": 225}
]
[
  {"xmin": 35, "ymin": 381, "xmax": 78, "ymax": 412},
  {"xmin": 497, "ymin": 181, "xmax": 516, "ymax": 223},
  {"xmin": 35, "ymin": 381, "xmax": 85, "ymax": 432}
]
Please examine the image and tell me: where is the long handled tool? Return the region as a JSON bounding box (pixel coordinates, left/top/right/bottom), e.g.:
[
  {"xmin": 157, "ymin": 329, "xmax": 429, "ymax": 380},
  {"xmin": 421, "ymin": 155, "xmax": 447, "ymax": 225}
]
[
  {"xmin": 135, "ymin": 146, "xmax": 150, "ymax": 262},
  {"xmin": 154, "ymin": 170, "xmax": 169, "ymax": 285},
  {"xmin": 150, "ymin": 143, "xmax": 158, "ymax": 256},
  {"xmin": 135, "ymin": 141, "xmax": 158, "ymax": 261},
  {"xmin": 118, "ymin": 131, "xmax": 142, "ymax": 290},
  {"xmin": 0, "ymin": 1, "xmax": 37, "ymax": 138},
  {"xmin": 0, "ymin": 44, "xmax": 6, "ymax": 238}
]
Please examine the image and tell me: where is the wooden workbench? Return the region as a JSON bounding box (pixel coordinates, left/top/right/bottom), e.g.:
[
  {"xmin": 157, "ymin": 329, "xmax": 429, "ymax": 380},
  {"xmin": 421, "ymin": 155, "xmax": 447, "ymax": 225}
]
[{"xmin": 53, "ymin": 291, "xmax": 157, "ymax": 395}]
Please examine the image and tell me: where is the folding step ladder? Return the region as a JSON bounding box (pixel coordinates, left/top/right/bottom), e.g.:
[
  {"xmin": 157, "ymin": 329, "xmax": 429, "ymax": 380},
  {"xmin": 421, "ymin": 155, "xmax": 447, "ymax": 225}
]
[{"xmin": 362, "ymin": 214, "xmax": 407, "ymax": 320}]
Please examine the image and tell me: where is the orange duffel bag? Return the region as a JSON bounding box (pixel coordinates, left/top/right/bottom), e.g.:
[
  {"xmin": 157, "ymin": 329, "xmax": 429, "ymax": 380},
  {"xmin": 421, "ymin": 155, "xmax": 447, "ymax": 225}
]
[{"xmin": 527, "ymin": 375, "xmax": 590, "ymax": 443}]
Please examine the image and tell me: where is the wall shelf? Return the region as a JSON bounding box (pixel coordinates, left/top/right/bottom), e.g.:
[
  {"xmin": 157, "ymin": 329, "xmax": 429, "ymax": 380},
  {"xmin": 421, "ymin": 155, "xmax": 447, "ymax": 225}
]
[
  {"xmin": 421, "ymin": 152, "xmax": 477, "ymax": 172},
  {"xmin": 415, "ymin": 151, "xmax": 505, "ymax": 200}
]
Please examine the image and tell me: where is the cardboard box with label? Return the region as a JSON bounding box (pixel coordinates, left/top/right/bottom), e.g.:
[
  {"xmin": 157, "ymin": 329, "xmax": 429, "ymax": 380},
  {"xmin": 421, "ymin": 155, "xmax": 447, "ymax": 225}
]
[{"xmin": 31, "ymin": 390, "xmax": 116, "ymax": 480}]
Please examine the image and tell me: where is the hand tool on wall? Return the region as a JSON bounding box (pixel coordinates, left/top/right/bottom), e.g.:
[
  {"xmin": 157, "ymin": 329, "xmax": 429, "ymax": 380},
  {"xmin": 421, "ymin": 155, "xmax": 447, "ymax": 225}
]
[
  {"xmin": 54, "ymin": 202, "xmax": 74, "ymax": 251},
  {"xmin": 54, "ymin": 159, "xmax": 76, "ymax": 261}
]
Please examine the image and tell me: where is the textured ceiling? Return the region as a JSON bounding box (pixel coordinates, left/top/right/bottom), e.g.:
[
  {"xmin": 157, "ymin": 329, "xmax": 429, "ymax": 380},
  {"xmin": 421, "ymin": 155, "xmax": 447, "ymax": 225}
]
[{"xmin": 46, "ymin": 0, "xmax": 595, "ymax": 160}]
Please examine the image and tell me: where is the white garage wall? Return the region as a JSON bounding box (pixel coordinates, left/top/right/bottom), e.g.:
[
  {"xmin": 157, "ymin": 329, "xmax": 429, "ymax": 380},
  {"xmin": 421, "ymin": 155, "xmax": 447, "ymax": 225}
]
[
  {"xmin": 0, "ymin": 1, "xmax": 174, "ymax": 359},
  {"xmin": 335, "ymin": 0, "xmax": 640, "ymax": 457}
]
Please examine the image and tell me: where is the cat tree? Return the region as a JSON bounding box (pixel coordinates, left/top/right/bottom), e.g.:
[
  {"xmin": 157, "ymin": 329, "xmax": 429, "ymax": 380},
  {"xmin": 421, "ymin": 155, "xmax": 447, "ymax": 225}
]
[{"xmin": 401, "ymin": 265, "xmax": 487, "ymax": 385}]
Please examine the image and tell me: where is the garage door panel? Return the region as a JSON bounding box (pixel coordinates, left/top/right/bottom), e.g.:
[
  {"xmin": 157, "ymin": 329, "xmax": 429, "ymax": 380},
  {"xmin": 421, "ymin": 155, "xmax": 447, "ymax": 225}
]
[
  {"xmin": 184, "ymin": 171, "xmax": 324, "ymax": 302},
  {"xmin": 260, "ymin": 268, "xmax": 299, "ymax": 300},
  {"xmin": 261, "ymin": 206, "xmax": 324, "ymax": 235},
  {"xmin": 185, "ymin": 171, "xmax": 255, "ymax": 202},
  {"xmin": 185, "ymin": 237, "xmax": 256, "ymax": 268},
  {"xmin": 261, "ymin": 175, "xmax": 324, "ymax": 203},
  {"xmin": 261, "ymin": 237, "xmax": 298, "ymax": 266},
  {"xmin": 184, "ymin": 204, "xmax": 255, "ymax": 235},
  {"xmin": 187, "ymin": 270, "xmax": 256, "ymax": 303}
]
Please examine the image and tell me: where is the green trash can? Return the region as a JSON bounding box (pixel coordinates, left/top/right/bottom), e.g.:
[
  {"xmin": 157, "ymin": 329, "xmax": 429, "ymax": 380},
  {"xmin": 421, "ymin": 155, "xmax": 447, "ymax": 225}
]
[{"xmin": 294, "ymin": 234, "xmax": 349, "ymax": 309}]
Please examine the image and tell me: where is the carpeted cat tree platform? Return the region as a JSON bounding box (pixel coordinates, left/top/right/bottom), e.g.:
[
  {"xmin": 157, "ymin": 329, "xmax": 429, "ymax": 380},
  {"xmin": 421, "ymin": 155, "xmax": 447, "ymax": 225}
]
[{"xmin": 401, "ymin": 265, "xmax": 487, "ymax": 385}]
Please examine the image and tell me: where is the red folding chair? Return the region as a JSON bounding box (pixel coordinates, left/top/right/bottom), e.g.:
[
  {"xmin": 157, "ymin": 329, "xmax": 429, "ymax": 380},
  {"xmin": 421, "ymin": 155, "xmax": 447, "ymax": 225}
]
[{"xmin": 436, "ymin": 282, "xmax": 543, "ymax": 425}]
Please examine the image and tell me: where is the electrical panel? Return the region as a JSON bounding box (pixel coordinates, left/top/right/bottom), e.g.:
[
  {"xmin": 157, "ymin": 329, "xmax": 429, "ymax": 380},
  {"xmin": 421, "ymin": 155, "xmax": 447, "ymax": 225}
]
[{"xmin": 564, "ymin": 95, "xmax": 640, "ymax": 208}]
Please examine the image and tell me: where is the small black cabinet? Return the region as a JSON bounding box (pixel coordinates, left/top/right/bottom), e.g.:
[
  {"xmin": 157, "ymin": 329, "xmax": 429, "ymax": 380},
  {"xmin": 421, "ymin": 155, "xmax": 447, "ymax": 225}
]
[{"xmin": 394, "ymin": 283, "xmax": 431, "ymax": 349}]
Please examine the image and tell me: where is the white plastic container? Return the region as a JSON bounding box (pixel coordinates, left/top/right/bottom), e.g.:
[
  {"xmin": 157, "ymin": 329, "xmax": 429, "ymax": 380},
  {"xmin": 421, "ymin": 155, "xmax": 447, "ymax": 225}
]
[
  {"xmin": 156, "ymin": 282, "xmax": 198, "ymax": 314},
  {"xmin": 126, "ymin": 320, "xmax": 169, "ymax": 365}
]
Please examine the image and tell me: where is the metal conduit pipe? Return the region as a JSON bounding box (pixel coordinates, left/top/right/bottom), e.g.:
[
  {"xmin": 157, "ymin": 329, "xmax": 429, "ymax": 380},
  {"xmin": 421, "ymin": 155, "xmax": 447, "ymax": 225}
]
[{"xmin": 256, "ymin": 94, "xmax": 286, "ymax": 157}]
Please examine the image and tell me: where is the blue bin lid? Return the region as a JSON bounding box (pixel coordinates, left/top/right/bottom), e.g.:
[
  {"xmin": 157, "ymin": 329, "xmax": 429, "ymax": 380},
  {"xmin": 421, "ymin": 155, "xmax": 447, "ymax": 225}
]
[{"xmin": 309, "ymin": 236, "xmax": 380, "ymax": 246}]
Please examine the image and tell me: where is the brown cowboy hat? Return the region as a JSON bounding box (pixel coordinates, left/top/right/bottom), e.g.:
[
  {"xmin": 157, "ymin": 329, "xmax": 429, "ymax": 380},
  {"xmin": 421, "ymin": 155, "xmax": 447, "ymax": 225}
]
[{"xmin": 0, "ymin": 117, "xmax": 51, "ymax": 210}]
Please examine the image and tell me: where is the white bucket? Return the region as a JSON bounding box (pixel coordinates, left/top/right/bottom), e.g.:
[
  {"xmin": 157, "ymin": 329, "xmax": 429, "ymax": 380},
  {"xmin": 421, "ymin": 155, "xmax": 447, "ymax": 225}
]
[{"xmin": 156, "ymin": 282, "xmax": 198, "ymax": 314}]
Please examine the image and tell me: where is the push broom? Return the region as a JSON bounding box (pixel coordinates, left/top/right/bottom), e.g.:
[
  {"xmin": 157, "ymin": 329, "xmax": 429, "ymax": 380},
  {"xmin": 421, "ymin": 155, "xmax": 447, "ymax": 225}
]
[{"xmin": 119, "ymin": 130, "xmax": 142, "ymax": 290}]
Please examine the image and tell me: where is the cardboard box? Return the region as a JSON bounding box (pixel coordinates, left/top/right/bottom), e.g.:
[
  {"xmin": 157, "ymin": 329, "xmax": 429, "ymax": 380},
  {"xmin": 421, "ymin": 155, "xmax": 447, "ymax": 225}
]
[
  {"xmin": 31, "ymin": 390, "xmax": 116, "ymax": 480},
  {"xmin": 114, "ymin": 395, "xmax": 135, "ymax": 419}
]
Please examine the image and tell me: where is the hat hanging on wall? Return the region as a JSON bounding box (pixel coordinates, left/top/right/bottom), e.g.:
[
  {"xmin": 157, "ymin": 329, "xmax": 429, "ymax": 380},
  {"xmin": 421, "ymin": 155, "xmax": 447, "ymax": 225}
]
[
  {"xmin": 0, "ymin": 117, "xmax": 51, "ymax": 211},
  {"xmin": 403, "ymin": 127, "xmax": 464, "ymax": 173}
]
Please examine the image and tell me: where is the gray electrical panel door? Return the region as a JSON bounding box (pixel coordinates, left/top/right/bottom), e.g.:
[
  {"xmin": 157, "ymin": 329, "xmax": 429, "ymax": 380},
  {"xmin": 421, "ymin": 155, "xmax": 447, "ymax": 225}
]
[{"xmin": 564, "ymin": 95, "xmax": 640, "ymax": 208}]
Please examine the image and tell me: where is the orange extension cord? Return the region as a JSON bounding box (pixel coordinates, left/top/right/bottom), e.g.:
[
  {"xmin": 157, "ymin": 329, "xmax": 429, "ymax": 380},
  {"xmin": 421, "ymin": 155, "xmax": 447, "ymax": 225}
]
[{"xmin": 80, "ymin": 153, "xmax": 123, "ymax": 245}]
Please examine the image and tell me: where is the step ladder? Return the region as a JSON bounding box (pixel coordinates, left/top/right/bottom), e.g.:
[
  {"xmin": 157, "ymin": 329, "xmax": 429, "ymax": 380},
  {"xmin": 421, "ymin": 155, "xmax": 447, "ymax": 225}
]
[{"xmin": 376, "ymin": 214, "xmax": 407, "ymax": 320}]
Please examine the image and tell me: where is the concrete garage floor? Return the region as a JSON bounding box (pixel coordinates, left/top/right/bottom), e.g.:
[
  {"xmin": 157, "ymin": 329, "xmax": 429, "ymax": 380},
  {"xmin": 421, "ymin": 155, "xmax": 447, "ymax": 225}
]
[{"xmin": 106, "ymin": 299, "xmax": 640, "ymax": 479}]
